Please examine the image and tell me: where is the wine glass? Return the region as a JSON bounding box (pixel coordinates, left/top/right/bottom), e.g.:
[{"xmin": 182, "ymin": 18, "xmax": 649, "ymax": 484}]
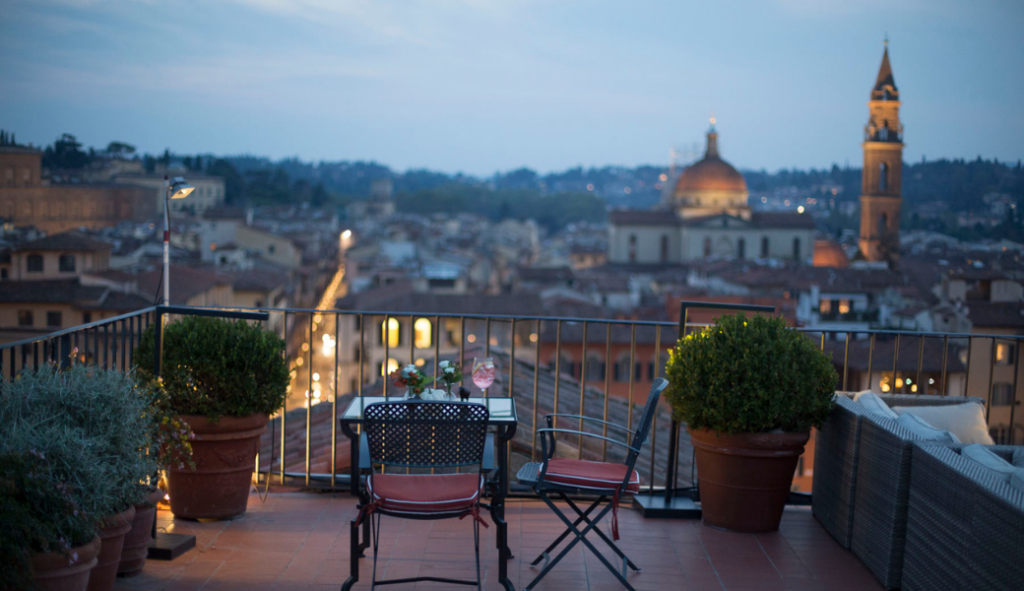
[{"xmin": 471, "ymin": 357, "xmax": 495, "ymax": 397}]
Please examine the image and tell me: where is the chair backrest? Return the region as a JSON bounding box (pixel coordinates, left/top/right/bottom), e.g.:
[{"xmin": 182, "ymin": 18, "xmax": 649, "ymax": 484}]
[
  {"xmin": 363, "ymin": 401, "xmax": 489, "ymax": 469},
  {"xmin": 626, "ymin": 378, "xmax": 668, "ymax": 468}
]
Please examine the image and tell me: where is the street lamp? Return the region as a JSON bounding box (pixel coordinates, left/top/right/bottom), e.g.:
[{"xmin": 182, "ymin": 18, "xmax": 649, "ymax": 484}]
[{"xmin": 163, "ymin": 176, "xmax": 194, "ymax": 305}]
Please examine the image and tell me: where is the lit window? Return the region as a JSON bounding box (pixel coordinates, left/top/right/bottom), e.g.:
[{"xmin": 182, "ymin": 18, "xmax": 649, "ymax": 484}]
[
  {"xmin": 838, "ymin": 300, "xmax": 851, "ymax": 315},
  {"xmin": 995, "ymin": 343, "xmax": 1015, "ymax": 365},
  {"xmin": 381, "ymin": 318, "xmax": 400, "ymax": 347},
  {"xmin": 819, "ymin": 300, "xmax": 832, "ymax": 314},
  {"xmin": 381, "ymin": 358, "xmax": 399, "ymax": 376},
  {"xmin": 414, "ymin": 318, "xmax": 432, "ymax": 348}
]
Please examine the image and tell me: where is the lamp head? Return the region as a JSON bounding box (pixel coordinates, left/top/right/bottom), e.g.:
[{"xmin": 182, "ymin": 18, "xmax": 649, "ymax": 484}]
[{"xmin": 169, "ymin": 177, "xmax": 195, "ymax": 199}]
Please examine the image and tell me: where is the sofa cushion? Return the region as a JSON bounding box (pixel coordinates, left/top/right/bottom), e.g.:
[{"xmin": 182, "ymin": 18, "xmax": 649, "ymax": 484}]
[
  {"xmin": 1013, "ymin": 449, "xmax": 1024, "ymax": 469},
  {"xmin": 895, "ymin": 413, "xmax": 961, "ymax": 443},
  {"xmin": 961, "ymin": 444, "xmax": 1017, "ymax": 476},
  {"xmin": 892, "ymin": 403, "xmax": 994, "ymax": 445},
  {"xmin": 854, "ymin": 391, "xmax": 898, "ymax": 420},
  {"xmin": 1010, "ymin": 470, "xmax": 1024, "ymax": 494}
]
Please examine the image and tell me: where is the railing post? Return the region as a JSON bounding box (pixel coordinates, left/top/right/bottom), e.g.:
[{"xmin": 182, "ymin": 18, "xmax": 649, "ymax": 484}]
[{"xmin": 58, "ymin": 333, "xmax": 72, "ymax": 370}]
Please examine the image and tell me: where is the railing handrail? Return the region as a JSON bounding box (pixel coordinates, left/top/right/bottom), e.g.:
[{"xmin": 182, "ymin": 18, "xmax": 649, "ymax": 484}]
[{"xmin": 0, "ymin": 306, "xmax": 158, "ymax": 351}]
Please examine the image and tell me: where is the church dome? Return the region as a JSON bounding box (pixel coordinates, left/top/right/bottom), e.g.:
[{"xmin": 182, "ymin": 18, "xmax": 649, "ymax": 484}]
[{"xmin": 674, "ymin": 126, "xmax": 747, "ymax": 196}]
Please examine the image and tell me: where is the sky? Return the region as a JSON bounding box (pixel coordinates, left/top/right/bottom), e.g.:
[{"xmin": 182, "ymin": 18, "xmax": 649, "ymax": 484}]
[{"xmin": 2, "ymin": 0, "xmax": 1023, "ymax": 176}]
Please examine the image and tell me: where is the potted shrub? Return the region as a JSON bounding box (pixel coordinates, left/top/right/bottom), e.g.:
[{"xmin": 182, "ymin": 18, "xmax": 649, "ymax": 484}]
[
  {"xmin": 135, "ymin": 316, "xmax": 289, "ymax": 519},
  {"xmin": 0, "ymin": 364, "xmax": 156, "ymax": 591},
  {"xmin": 0, "ymin": 447, "xmax": 101, "ymax": 591},
  {"xmin": 118, "ymin": 384, "xmax": 195, "ymax": 577},
  {"xmin": 665, "ymin": 313, "xmax": 837, "ymax": 533}
]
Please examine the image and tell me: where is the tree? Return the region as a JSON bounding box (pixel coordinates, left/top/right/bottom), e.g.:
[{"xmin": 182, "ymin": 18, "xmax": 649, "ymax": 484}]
[
  {"xmin": 42, "ymin": 133, "xmax": 90, "ymax": 169},
  {"xmin": 106, "ymin": 141, "xmax": 136, "ymax": 157}
]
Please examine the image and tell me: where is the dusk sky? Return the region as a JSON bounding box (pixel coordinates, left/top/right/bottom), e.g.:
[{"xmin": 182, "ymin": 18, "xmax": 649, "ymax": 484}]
[{"xmin": 2, "ymin": 0, "xmax": 1022, "ymax": 176}]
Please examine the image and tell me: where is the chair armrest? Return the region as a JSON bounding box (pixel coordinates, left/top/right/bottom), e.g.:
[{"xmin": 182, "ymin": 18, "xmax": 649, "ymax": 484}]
[
  {"xmin": 359, "ymin": 432, "xmax": 371, "ymax": 472},
  {"xmin": 544, "ymin": 414, "xmax": 633, "ymax": 437},
  {"xmin": 482, "ymin": 435, "xmax": 495, "ymax": 473},
  {"xmin": 536, "ymin": 428, "xmax": 641, "ymax": 454}
]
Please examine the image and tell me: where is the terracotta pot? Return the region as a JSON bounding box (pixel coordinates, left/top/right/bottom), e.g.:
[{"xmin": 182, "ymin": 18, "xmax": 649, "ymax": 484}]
[
  {"xmin": 117, "ymin": 488, "xmax": 165, "ymax": 576},
  {"xmin": 690, "ymin": 428, "xmax": 810, "ymax": 533},
  {"xmin": 167, "ymin": 413, "xmax": 268, "ymax": 520},
  {"xmin": 31, "ymin": 535, "xmax": 101, "ymax": 591},
  {"xmin": 86, "ymin": 505, "xmax": 136, "ymax": 591}
]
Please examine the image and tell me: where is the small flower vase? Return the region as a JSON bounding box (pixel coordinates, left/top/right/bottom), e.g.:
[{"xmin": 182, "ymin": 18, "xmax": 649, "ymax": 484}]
[
  {"xmin": 444, "ymin": 382, "xmax": 455, "ymax": 400},
  {"xmin": 405, "ymin": 388, "xmax": 422, "ymax": 400}
]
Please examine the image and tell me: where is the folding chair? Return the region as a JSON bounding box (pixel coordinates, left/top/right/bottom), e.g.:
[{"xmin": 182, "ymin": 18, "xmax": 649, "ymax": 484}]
[
  {"xmin": 355, "ymin": 401, "xmax": 494, "ymax": 590},
  {"xmin": 516, "ymin": 377, "xmax": 668, "ymax": 591}
]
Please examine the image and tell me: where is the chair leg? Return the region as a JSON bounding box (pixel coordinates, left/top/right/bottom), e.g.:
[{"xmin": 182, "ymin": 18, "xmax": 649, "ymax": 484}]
[
  {"xmin": 529, "ymin": 496, "xmax": 603, "ymax": 566},
  {"xmin": 369, "ymin": 513, "xmax": 382, "ymax": 591},
  {"xmin": 561, "ymin": 494, "xmax": 640, "ymax": 572},
  {"xmin": 524, "ymin": 493, "xmax": 637, "ymax": 591},
  {"xmin": 474, "ymin": 516, "xmax": 482, "ymax": 591}
]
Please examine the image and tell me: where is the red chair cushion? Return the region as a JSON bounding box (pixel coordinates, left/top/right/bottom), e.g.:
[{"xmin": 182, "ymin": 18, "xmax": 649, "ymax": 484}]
[
  {"xmin": 367, "ymin": 473, "xmax": 483, "ymax": 516},
  {"xmin": 543, "ymin": 458, "xmax": 641, "ymax": 494}
]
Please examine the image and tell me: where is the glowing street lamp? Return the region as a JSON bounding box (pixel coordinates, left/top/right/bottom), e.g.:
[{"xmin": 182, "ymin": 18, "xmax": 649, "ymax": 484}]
[{"xmin": 162, "ymin": 176, "xmax": 194, "ymax": 305}]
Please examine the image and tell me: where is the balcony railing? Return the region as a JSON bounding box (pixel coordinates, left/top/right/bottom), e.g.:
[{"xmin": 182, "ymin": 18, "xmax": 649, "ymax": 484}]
[{"xmin": 2, "ymin": 304, "xmax": 1022, "ymax": 501}]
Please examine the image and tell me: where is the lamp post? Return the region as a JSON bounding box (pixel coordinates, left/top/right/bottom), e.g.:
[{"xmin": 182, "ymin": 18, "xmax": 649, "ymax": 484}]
[{"xmin": 162, "ymin": 176, "xmax": 194, "ymax": 305}]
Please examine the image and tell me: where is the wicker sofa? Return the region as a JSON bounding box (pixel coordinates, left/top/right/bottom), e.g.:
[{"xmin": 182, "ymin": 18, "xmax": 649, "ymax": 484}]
[
  {"xmin": 811, "ymin": 392, "xmax": 985, "ymax": 589},
  {"xmin": 902, "ymin": 443, "xmax": 1024, "ymax": 591}
]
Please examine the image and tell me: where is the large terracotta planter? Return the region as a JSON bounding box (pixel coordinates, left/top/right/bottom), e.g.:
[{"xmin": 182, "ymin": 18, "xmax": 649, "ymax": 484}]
[
  {"xmin": 690, "ymin": 428, "xmax": 810, "ymax": 533},
  {"xmin": 118, "ymin": 488, "xmax": 165, "ymax": 576},
  {"xmin": 31, "ymin": 535, "xmax": 101, "ymax": 591},
  {"xmin": 167, "ymin": 413, "xmax": 268, "ymax": 520},
  {"xmin": 86, "ymin": 505, "xmax": 136, "ymax": 591}
]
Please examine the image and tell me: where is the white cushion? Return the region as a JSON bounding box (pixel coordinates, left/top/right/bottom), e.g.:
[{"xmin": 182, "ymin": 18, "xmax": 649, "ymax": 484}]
[
  {"xmin": 891, "ymin": 403, "xmax": 994, "ymax": 445},
  {"xmin": 854, "ymin": 391, "xmax": 898, "ymax": 420},
  {"xmin": 961, "ymin": 444, "xmax": 1017, "ymax": 476},
  {"xmin": 895, "ymin": 413, "xmax": 961, "ymax": 443}
]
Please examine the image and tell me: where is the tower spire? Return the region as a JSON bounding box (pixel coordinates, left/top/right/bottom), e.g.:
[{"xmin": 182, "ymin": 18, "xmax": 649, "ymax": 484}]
[
  {"xmin": 705, "ymin": 113, "xmax": 719, "ymax": 158},
  {"xmin": 873, "ymin": 41, "xmax": 897, "ymax": 99}
]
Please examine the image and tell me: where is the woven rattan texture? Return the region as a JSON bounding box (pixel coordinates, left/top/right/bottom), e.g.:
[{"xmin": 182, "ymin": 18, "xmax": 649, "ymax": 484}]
[
  {"xmin": 903, "ymin": 443, "xmax": 1024, "ymax": 591},
  {"xmin": 363, "ymin": 401, "xmax": 489, "ymax": 469},
  {"xmin": 847, "ymin": 395, "xmax": 983, "ymax": 590},
  {"xmin": 812, "ymin": 394, "xmax": 864, "ymax": 549}
]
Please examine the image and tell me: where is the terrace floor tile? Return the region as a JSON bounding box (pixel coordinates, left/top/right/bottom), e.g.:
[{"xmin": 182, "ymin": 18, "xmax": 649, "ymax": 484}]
[{"xmin": 114, "ymin": 492, "xmax": 881, "ymax": 591}]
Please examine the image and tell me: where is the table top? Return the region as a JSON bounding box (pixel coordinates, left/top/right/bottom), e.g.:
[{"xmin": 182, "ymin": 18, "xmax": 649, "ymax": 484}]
[{"xmin": 340, "ymin": 396, "xmax": 517, "ymax": 424}]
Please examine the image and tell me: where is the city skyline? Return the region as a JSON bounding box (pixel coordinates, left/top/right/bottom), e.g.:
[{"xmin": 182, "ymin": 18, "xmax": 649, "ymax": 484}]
[{"xmin": 2, "ymin": 0, "xmax": 1023, "ymax": 176}]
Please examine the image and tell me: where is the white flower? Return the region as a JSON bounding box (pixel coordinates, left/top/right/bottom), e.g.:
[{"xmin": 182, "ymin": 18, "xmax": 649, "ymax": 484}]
[
  {"xmin": 439, "ymin": 360, "xmax": 451, "ymax": 369},
  {"xmin": 444, "ymin": 366, "xmax": 455, "ymax": 375}
]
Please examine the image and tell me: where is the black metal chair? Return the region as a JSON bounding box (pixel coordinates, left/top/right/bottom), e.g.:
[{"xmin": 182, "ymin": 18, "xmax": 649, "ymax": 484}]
[
  {"xmin": 355, "ymin": 401, "xmax": 494, "ymax": 590},
  {"xmin": 516, "ymin": 377, "xmax": 668, "ymax": 591}
]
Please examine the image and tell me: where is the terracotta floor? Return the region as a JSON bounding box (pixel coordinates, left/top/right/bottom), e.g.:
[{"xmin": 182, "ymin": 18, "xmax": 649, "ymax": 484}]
[{"xmin": 114, "ymin": 492, "xmax": 881, "ymax": 591}]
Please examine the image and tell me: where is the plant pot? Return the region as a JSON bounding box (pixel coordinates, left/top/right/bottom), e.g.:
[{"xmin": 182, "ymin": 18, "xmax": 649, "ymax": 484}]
[
  {"xmin": 167, "ymin": 413, "xmax": 268, "ymax": 520},
  {"xmin": 690, "ymin": 428, "xmax": 809, "ymax": 533},
  {"xmin": 117, "ymin": 488, "xmax": 165, "ymax": 576},
  {"xmin": 86, "ymin": 505, "xmax": 136, "ymax": 591},
  {"xmin": 31, "ymin": 535, "xmax": 101, "ymax": 591}
]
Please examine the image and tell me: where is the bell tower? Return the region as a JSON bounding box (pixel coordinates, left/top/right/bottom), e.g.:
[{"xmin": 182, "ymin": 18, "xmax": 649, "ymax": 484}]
[{"xmin": 858, "ymin": 41, "xmax": 904, "ymax": 265}]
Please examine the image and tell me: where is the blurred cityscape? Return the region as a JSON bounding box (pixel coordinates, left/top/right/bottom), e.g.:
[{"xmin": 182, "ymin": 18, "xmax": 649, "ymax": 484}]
[{"xmin": 1, "ymin": 46, "xmax": 1022, "ymax": 444}]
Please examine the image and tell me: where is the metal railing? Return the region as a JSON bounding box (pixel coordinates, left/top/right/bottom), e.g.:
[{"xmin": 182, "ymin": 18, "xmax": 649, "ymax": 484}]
[{"xmin": 3, "ymin": 303, "xmax": 1023, "ymax": 500}]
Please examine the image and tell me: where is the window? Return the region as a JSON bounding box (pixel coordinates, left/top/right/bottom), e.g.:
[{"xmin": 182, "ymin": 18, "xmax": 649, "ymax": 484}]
[
  {"xmin": 18, "ymin": 310, "xmax": 33, "ymax": 327},
  {"xmin": 27, "ymin": 254, "xmax": 43, "ymax": 272},
  {"xmin": 585, "ymin": 355, "xmax": 604, "ymax": 381},
  {"xmin": 820, "ymin": 300, "xmax": 832, "ymax": 314},
  {"xmin": 613, "ymin": 355, "xmax": 632, "ymax": 383},
  {"xmin": 703, "ymin": 237, "xmax": 712, "ymax": 258},
  {"xmin": 380, "ymin": 318, "xmax": 401, "ymax": 347},
  {"xmin": 660, "ymin": 235, "xmax": 669, "ymax": 264},
  {"xmin": 761, "ymin": 237, "xmax": 769, "ymax": 258},
  {"xmin": 628, "ymin": 235, "xmax": 637, "ymax": 263},
  {"xmin": 792, "ymin": 237, "xmax": 801, "ymax": 260},
  {"xmin": 254, "ymin": 299, "xmax": 263, "ymax": 307},
  {"xmin": 82, "ymin": 312, "xmax": 92, "ymax": 323},
  {"xmin": 996, "ymin": 343, "xmax": 1015, "ymax": 365},
  {"xmin": 879, "ymin": 213, "xmax": 888, "ymax": 236},
  {"xmin": 59, "ymin": 254, "xmax": 75, "ymax": 272},
  {"xmin": 838, "ymin": 300, "xmax": 851, "ymax": 315},
  {"xmin": 879, "ymin": 163, "xmax": 889, "ymax": 192},
  {"xmin": 992, "ymin": 383, "xmax": 1014, "ymax": 407},
  {"xmin": 414, "ymin": 318, "xmax": 432, "ymax": 348},
  {"xmin": 737, "ymin": 238, "xmax": 745, "ymax": 259},
  {"xmin": 22, "ymin": 168, "xmax": 30, "ymax": 182},
  {"xmin": 46, "ymin": 311, "xmax": 62, "ymax": 327},
  {"xmin": 380, "ymin": 358, "xmax": 399, "ymax": 377}
]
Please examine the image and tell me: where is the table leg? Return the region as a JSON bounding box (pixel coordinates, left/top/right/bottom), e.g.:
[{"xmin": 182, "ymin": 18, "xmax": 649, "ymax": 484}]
[{"xmin": 493, "ymin": 424, "xmax": 517, "ymax": 590}]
